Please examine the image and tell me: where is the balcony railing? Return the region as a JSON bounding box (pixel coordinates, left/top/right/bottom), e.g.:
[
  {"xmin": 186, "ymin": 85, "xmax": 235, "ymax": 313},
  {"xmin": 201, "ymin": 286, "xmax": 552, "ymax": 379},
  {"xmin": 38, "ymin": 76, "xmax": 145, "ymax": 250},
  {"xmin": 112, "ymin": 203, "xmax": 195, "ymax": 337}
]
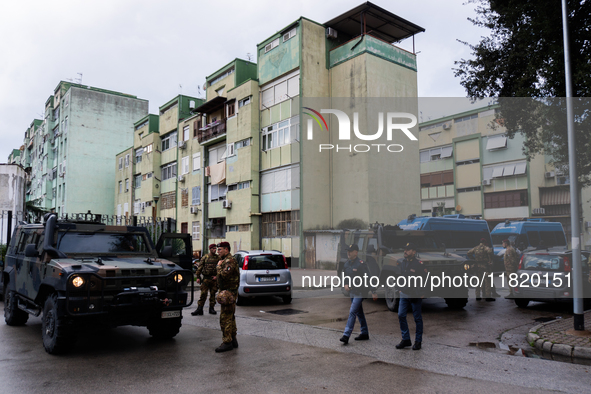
[{"xmin": 197, "ymin": 120, "xmax": 226, "ymax": 144}]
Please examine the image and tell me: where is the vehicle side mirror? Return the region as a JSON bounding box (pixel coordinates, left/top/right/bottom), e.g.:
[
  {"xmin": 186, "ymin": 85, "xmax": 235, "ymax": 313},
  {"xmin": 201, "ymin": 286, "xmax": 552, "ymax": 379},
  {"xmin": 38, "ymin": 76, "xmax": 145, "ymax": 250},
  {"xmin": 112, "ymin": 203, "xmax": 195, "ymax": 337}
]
[{"xmin": 25, "ymin": 244, "xmax": 39, "ymax": 258}]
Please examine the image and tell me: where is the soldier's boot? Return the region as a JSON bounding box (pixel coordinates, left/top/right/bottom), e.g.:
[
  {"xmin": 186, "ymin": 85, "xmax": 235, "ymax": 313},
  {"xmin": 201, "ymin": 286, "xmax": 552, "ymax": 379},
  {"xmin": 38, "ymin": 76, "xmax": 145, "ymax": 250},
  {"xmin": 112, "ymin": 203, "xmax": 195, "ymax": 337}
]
[
  {"xmin": 191, "ymin": 306, "xmax": 204, "ymax": 316},
  {"xmin": 215, "ymin": 342, "xmax": 234, "ymax": 353},
  {"xmin": 209, "ymin": 306, "xmax": 217, "ymax": 315},
  {"xmin": 232, "ymin": 335, "xmax": 239, "ymax": 348},
  {"xmin": 395, "ymin": 339, "xmax": 412, "ymax": 349}
]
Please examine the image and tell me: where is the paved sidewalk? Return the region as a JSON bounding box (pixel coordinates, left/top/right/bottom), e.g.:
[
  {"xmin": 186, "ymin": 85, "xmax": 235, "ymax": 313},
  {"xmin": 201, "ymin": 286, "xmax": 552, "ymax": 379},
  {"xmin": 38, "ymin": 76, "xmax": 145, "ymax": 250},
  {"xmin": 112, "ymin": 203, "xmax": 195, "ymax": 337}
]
[{"xmin": 528, "ymin": 310, "xmax": 591, "ymax": 360}]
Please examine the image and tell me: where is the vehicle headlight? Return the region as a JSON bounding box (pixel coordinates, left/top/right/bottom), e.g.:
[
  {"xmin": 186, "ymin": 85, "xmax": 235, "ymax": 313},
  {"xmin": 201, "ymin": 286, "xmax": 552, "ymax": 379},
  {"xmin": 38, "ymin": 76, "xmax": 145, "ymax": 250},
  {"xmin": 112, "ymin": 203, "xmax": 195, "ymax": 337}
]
[
  {"xmin": 72, "ymin": 276, "xmax": 85, "ymax": 288},
  {"xmin": 173, "ymin": 273, "xmax": 184, "ymax": 283},
  {"xmin": 464, "ymin": 264, "xmax": 470, "ymax": 271}
]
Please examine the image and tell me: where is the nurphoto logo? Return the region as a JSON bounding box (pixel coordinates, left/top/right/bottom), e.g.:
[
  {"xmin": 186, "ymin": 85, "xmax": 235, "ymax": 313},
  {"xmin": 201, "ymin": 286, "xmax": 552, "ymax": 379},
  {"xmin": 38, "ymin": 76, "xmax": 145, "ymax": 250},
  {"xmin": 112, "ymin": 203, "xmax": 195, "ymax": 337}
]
[{"xmin": 303, "ymin": 107, "xmax": 418, "ymax": 153}]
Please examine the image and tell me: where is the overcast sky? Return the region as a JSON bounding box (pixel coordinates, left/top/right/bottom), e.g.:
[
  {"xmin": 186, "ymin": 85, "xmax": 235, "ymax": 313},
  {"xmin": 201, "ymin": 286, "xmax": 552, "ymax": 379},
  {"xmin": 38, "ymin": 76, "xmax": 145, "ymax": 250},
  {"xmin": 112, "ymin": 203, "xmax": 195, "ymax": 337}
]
[{"xmin": 0, "ymin": 0, "xmax": 490, "ymax": 161}]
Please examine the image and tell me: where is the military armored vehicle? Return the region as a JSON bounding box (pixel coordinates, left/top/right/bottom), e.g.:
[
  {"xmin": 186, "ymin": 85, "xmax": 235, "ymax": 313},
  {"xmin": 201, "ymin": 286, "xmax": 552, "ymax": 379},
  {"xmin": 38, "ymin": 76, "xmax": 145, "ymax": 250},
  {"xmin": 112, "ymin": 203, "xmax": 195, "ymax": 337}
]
[
  {"xmin": 3, "ymin": 213, "xmax": 193, "ymax": 354},
  {"xmin": 337, "ymin": 223, "xmax": 470, "ymax": 310}
]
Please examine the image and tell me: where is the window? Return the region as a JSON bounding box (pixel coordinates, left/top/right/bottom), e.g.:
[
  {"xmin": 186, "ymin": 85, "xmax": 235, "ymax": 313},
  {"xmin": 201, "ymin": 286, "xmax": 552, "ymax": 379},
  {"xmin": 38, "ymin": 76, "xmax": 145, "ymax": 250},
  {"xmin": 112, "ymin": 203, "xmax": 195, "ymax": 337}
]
[
  {"xmin": 226, "ymin": 101, "xmax": 235, "ymax": 118},
  {"xmin": 235, "ymin": 138, "xmax": 250, "ymax": 149},
  {"xmin": 238, "ymin": 96, "xmax": 251, "ymax": 108},
  {"xmin": 119, "ymin": 157, "xmax": 123, "ymax": 170},
  {"xmin": 125, "ymin": 154, "xmax": 130, "ymax": 168},
  {"xmin": 125, "ymin": 178, "xmax": 129, "ymax": 192},
  {"xmin": 261, "ymin": 165, "xmax": 299, "ymax": 194},
  {"xmin": 208, "ymin": 68, "xmax": 234, "ymax": 86},
  {"xmin": 138, "ymin": 132, "xmax": 144, "ymax": 139},
  {"xmin": 454, "ymin": 114, "xmax": 478, "ymax": 122},
  {"xmin": 210, "ymin": 218, "xmax": 226, "ymax": 238},
  {"xmin": 161, "ymin": 162, "xmax": 177, "ymax": 181},
  {"xmin": 208, "ymin": 183, "xmax": 227, "ymax": 202},
  {"xmin": 484, "ymin": 161, "xmax": 527, "ymax": 179},
  {"xmin": 227, "ymin": 225, "xmax": 239, "ymax": 232},
  {"xmin": 282, "ymin": 28, "xmax": 296, "ymax": 42},
  {"xmin": 264, "ymin": 38, "xmax": 279, "ymax": 53},
  {"xmin": 181, "ymin": 156, "xmax": 190, "ymax": 175},
  {"xmin": 456, "ymin": 159, "xmax": 480, "ymax": 166},
  {"xmin": 181, "ymin": 222, "xmax": 188, "ymax": 234},
  {"xmin": 261, "ymin": 72, "xmax": 299, "ymax": 108},
  {"xmin": 192, "ymin": 222, "xmax": 200, "ymax": 240},
  {"xmin": 134, "ymin": 174, "xmax": 142, "ymax": 189},
  {"xmin": 161, "ymin": 131, "xmax": 177, "ymax": 151},
  {"xmin": 457, "ymin": 186, "xmax": 481, "ymax": 193},
  {"xmin": 262, "ymin": 116, "xmax": 299, "ymax": 151},
  {"xmin": 192, "ymin": 186, "xmax": 201, "ymax": 205},
  {"xmin": 261, "ymin": 210, "xmax": 300, "ymax": 237},
  {"xmin": 216, "ymin": 87, "xmax": 225, "ymax": 96},
  {"xmin": 119, "ymin": 181, "xmax": 122, "ymax": 194},
  {"xmin": 142, "ymin": 172, "xmax": 153, "ymax": 181},
  {"xmin": 226, "ymin": 143, "xmax": 235, "ymax": 157},
  {"xmin": 192, "ymin": 152, "xmax": 201, "ymax": 171},
  {"xmin": 420, "ymin": 145, "xmax": 453, "ymax": 162},
  {"xmin": 145, "ymin": 143, "xmax": 153, "ymax": 153},
  {"xmin": 64, "ymin": 116, "xmax": 68, "ymax": 134},
  {"xmin": 183, "ymin": 126, "xmax": 190, "ymax": 142},
  {"xmin": 484, "ymin": 190, "xmax": 528, "ymax": 209},
  {"xmin": 486, "ymin": 135, "xmax": 507, "ymax": 150},
  {"xmin": 208, "ymin": 144, "xmax": 227, "ymax": 166},
  {"xmin": 135, "ymin": 148, "xmax": 143, "ymax": 163}
]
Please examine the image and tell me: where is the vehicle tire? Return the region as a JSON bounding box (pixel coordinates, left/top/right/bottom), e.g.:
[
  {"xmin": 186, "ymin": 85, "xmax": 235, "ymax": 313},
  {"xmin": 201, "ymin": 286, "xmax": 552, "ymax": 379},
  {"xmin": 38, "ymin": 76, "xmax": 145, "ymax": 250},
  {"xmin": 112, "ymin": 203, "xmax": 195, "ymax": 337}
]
[
  {"xmin": 282, "ymin": 295, "xmax": 292, "ymax": 305},
  {"xmin": 4, "ymin": 287, "xmax": 29, "ymax": 326},
  {"xmin": 147, "ymin": 316, "xmax": 182, "ymax": 339},
  {"xmin": 385, "ymin": 286, "xmax": 399, "ymax": 312},
  {"xmin": 445, "ymin": 298, "xmax": 468, "ymax": 310},
  {"xmin": 515, "ymin": 298, "xmax": 530, "ymax": 308},
  {"xmin": 42, "ymin": 293, "xmax": 75, "ymax": 354}
]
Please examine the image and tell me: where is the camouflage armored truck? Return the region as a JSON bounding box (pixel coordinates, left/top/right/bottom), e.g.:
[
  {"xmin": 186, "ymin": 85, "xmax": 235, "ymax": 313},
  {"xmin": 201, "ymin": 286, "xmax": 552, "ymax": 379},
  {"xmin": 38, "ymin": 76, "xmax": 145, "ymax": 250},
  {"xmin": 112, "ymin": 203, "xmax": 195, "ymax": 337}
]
[
  {"xmin": 337, "ymin": 224, "xmax": 470, "ymax": 310},
  {"xmin": 3, "ymin": 213, "xmax": 193, "ymax": 354}
]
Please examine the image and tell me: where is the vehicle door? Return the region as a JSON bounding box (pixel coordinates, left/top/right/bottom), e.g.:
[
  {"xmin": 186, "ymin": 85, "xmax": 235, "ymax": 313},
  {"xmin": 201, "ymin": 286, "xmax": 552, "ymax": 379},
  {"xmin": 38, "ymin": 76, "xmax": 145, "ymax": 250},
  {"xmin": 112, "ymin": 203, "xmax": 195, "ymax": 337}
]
[
  {"xmin": 23, "ymin": 229, "xmax": 45, "ymax": 301},
  {"xmin": 13, "ymin": 228, "xmax": 34, "ymax": 299},
  {"xmin": 155, "ymin": 233, "xmax": 193, "ymax": 270}
]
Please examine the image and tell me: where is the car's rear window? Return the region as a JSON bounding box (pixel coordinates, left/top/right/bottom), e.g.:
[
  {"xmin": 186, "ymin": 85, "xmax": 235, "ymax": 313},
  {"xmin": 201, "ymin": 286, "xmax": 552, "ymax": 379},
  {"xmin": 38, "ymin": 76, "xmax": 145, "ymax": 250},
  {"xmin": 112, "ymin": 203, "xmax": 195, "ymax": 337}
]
[
  {"xmin": 248, "ymin": 255, "xmax": 284, "ymax": 270},
  {"xmin": 523, "ymin": 254, "xmax": 563, "ymax": 271}
]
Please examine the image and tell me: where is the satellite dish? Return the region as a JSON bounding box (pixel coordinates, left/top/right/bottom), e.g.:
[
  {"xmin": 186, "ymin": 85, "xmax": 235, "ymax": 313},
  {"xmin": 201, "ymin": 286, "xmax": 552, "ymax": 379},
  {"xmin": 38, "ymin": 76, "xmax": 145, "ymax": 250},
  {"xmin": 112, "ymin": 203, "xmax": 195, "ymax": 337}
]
[{"xmin": 456, "ymin": 205, "xmax": 462, "ymax": 212}]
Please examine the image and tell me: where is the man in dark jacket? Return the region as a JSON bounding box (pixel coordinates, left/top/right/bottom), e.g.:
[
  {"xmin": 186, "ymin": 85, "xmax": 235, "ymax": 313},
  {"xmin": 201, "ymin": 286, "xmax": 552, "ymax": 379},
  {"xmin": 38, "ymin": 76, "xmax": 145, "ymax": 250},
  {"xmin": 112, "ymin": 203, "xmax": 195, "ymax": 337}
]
[
  {"xmin": 339, "ymin": 244, "xmax": 377, "ymax": 345},
  {"xmin": 395, "ymin": 242, "xmax": 428, "ymax": 350}
]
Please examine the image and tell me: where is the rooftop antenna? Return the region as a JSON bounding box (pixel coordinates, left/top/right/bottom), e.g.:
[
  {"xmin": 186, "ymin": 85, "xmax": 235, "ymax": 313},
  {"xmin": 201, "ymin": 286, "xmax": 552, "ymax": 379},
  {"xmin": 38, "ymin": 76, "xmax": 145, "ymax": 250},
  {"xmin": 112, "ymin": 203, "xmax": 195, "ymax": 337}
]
[
  {"xmin": 75, "ymin": 73, "xmax": 83, "ymax": 84},
  {"xmin": 179, "ymin": 84, "xmax": 183, "ymax": 94},
  {"xmin": 247, "ymin": 53, "xmax": 253, "ymax": 61}
]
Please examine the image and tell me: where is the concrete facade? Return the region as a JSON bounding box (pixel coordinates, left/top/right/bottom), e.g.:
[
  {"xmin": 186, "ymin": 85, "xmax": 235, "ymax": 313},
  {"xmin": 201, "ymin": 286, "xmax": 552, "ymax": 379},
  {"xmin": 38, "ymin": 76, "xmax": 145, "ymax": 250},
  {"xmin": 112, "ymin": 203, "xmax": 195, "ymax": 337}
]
[{"xmin": 0, "ymin": 164, "xmax": 26, "ymax": 245}]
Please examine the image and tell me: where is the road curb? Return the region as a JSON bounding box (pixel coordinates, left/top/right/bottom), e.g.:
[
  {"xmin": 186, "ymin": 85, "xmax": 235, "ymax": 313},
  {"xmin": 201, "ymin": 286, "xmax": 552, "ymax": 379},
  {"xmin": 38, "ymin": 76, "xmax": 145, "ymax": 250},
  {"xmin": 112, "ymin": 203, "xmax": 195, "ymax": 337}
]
[{"xmin": 528, "ymin": 315, "xmax": 591, "ymax": 360}]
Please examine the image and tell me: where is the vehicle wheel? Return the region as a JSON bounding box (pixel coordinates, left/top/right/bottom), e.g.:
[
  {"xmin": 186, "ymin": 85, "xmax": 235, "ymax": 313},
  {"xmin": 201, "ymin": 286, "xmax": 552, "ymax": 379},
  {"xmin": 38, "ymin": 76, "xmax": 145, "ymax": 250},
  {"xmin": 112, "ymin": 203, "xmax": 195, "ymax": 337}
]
[
  {"xmin": 385, "ymin": 286, "xmax": 399, "ymax": 312},
  {"xmin": 147, "ymin": 316, "xmax": 182, "ymax": 339},
  {"xmin": 4, "ymin": 287, "xmax": 29, "ymax": 326},
  {"xmin": 282, "ymin": 295, "xmax": 292, "ymax": 305},
  {"xmin": 42, "ymin": 293, "xmax": 75, "ymax": 354},
  {"xmin": 515, "ymin": 298, "xmax": 530, "ymax": 308},
  {"xmin": 445, "ymin": 298, "xmax": 468, "ymax": 310}
]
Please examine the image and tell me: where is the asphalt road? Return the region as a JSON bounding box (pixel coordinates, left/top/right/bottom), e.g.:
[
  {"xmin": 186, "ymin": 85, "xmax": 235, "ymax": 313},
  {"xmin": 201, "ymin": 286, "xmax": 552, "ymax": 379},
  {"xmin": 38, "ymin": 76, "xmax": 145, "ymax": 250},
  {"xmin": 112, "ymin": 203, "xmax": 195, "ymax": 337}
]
[{"xmin": 1, "ymin": 289, "xmax": 590, "ymax": 393}]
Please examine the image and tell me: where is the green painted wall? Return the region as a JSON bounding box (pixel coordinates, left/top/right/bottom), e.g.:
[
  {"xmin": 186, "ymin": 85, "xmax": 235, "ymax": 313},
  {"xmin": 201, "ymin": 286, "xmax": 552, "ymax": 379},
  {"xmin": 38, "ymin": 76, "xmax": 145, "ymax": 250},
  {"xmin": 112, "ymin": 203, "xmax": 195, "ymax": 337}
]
[
  {"xmin": 258, "ymin": 23, "xmax": 300, "ymax": 86},
  {"xmin": 329, "ymin": 35, "xmax": 417, "ymax": 71}
]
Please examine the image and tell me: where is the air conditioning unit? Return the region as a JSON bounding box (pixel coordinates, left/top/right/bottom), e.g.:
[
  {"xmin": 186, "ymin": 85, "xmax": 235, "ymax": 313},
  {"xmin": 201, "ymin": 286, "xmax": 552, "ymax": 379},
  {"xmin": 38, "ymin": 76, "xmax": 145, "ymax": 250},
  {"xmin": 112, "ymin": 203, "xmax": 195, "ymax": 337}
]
[
  {"xmin": 178, "ymin": 175, "xmax": 185, "ymax": 182},
  {"xmin": 532, "ymin": 208, "xmax": 546, "ymax": 215},
  {"xmin": 442, "ymin": 122, "xmax": 452, "ymax": 130},
  {"xmin": 326, "ymin": 27, "xmax": 338, "ymax": 39},
  {"xmin": 222, "ymin": 200, "xmax": 232, "ymax": 209},
  {"xmin": 190, "ymin": 206, "xmax": 199, "ymax": 214},
  {"xmin": 585, "ymin": 221, "xmax": 591, "ymax": 230},
  {"xmin": 482, "ymin": 179, "xmax": 491, "ymax": 186},
  {"xmin": 544, "ymin": 171, "xmax": 555, "ymax": 178},
  {"xmin": 178, "ymin": 142, "xmax": 187, "ymax": 150}
]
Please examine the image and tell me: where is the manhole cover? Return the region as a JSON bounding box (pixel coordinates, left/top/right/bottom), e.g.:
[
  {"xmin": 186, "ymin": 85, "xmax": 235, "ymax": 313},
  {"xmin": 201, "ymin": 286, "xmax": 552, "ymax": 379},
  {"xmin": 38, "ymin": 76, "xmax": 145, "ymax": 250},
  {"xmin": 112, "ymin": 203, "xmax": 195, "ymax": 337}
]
[
  {"xmin": 534, "ymin": 317, "xmax": 556, "ymax": 323},
  {"xmin": 265, "ymin": 309, "xmax": 308, "ymax": 315}
]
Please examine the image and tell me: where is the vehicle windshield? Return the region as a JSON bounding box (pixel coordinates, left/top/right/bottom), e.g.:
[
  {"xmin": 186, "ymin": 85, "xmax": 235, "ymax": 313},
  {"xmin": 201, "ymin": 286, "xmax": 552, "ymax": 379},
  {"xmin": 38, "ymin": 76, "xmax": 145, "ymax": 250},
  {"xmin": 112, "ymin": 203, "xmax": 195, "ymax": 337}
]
[
  {"xmin": 380, "ymin": 231, "xmax": 439, "ymax": 251},
  {"xmin": 522, "ymin": 254, "xmax": 562, "ymax": 271},
  {"xmin": 247, "ymin": 255, "xmax": 285, "ymax": 270},
  {"xmin": 492, "ymin": 233, "xmax": 518, "ymax": 246},
  {"xmin": 56, "ymin": 231, "xmax": 151, "ymax": 254}
]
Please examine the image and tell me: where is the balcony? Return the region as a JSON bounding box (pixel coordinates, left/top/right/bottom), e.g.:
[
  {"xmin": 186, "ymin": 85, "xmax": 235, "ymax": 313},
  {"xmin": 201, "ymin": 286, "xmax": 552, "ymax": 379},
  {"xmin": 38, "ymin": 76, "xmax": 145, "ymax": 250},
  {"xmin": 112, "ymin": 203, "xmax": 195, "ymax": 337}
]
[{"xmin": 197, "ymin": 120, "xmax": 226, "ymax": 144}]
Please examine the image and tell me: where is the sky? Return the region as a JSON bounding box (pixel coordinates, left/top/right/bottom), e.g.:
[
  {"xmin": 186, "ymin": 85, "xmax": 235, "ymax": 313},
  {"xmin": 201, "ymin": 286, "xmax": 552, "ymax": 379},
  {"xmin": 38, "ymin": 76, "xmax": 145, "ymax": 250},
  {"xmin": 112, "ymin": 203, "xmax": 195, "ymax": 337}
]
[{"xmin": 0, "ymin": 0, "xmax": 491, "ymax": 161}]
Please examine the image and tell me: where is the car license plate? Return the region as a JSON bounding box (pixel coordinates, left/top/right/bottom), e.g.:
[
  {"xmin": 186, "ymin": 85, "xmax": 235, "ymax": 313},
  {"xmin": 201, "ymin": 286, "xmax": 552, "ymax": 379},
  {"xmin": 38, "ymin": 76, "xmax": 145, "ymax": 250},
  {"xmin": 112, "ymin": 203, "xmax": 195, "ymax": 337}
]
[
  {"xmin": 258, "ymin": 276, "xmax": 277, "ymax": 282},
  {"xmin": 161, "ymin": 310, "xmax": 181, "ymax": 319}
]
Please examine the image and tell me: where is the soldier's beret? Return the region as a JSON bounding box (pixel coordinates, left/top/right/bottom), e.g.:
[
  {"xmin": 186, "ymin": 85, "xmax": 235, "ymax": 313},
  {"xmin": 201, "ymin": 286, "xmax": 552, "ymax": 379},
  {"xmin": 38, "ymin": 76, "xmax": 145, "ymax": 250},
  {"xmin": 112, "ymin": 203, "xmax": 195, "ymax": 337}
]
[
  {"xmin": 217, "ymin": 241, "xmax": 231, "ymax": 250},
  {"xmin": 480, "ymin": 238, "xmax": 487, "ymax": 243},
  {"xmin": 209, "ymin": 243, "xmax": 217, "ymax": 249},
  {"xmin": 404, "ymin": 242, "xmax": 417, "ymax": 251},
  {"xmin": 502, "ymin": 239, "xmax": 510, "ymax": 244},
  {"xmin": 346, "ymin": 244, "xmax": 359, "ymax": 251}
]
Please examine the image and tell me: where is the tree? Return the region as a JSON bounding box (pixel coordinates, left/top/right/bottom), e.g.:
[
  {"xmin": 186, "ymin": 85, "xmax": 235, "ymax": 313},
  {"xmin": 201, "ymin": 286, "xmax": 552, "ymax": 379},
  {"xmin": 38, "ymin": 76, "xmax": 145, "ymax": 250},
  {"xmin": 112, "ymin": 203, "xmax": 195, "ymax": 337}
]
[{"xmin": 454, "ymin": 0, "xmax": 591, "ymax": 186}]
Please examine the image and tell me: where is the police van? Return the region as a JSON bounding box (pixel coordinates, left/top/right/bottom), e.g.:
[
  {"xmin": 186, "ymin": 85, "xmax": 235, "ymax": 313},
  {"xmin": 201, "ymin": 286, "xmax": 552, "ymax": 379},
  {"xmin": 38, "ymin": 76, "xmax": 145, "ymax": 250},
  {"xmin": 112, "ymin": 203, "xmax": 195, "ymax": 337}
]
[
  {"xmin": 490, "ymin": 219, "xmax": 567, "ymax": 256},
  {"xmin": 397, "ymin": 215, "xmax": 493, "ymax": 260}
]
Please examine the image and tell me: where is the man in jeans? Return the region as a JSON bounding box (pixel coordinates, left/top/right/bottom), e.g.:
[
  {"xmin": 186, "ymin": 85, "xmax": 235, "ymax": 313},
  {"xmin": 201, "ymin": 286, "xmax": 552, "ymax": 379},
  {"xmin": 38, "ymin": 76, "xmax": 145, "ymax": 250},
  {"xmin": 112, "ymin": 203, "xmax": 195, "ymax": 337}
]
[
  {"xmin": 339, "ymin": 244, "xmax": 377, "ymax": 345},
  {"xmin": 395, "ymin": 242, "xmax": 428, "ymax": 351}
]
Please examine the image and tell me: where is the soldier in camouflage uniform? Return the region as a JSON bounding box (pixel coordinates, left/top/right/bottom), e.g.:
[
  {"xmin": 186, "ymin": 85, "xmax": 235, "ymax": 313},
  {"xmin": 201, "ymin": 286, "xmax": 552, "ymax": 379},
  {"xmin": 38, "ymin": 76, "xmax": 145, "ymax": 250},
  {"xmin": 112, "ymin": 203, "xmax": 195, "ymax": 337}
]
[
  {"xmin": 215, "ymin": 241, "xmax": 239, "ymax": 353},
  {"xmin": 502, "ymin": 239, "xmax": 520, "ymax": 298},
  {"xmin": 191, "ymin": 244, "xmax": 219, "ymax": 316},
  {"xmin": 467, "ymin": 238, "xmax": 494, "ymax": 301}
]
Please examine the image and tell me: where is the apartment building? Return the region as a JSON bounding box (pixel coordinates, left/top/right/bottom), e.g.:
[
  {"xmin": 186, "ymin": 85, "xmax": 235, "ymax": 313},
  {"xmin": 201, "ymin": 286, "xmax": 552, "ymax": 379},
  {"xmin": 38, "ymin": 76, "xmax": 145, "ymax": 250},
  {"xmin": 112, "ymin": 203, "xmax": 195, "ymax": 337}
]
[
  {"xmin": 13, "ymin": 81, "xmax": 149, "ymax": 216},
  {"xmin": 418, "ymin": 104, "xmax": 579, "ymax": 241}
]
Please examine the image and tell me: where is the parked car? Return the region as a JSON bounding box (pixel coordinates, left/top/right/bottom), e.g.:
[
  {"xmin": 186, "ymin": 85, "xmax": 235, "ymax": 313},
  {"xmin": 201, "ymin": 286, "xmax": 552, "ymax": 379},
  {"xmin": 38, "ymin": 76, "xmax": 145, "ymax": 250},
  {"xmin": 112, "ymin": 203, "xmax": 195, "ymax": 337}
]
[
  {"xmin": 233, "ymin": 250, "xmax": 292, "ymax": 305},
  {"xmin": 513, "ymin": 250, "xmax": 591, "ymax": 309}
]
